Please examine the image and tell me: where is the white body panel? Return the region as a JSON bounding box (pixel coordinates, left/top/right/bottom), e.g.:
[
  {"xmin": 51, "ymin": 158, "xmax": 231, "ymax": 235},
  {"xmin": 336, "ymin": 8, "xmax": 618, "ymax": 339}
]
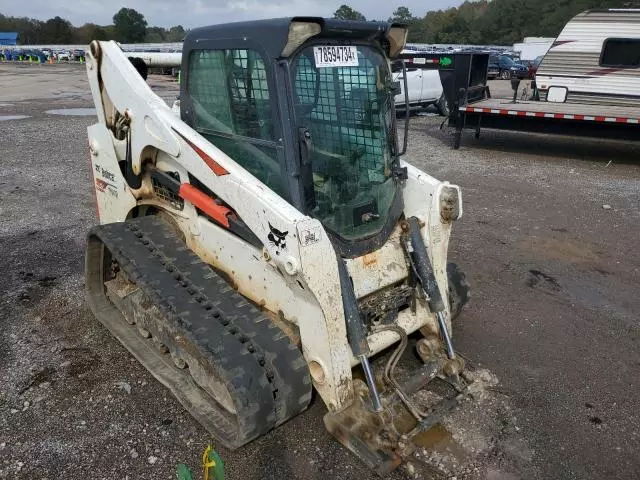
[
  {"xmin": 396, "ymin": 67, "xmax": 423, "ymax": 104},
  {"xmin": 394, "ymin": 69, "xmax": 443, "ymax": 107},
  {"xmin": 421, "ymin": 70, "xmax": 444, "ymax": 102},
  {"xmin": 512, "ymin": 37, "xmax": 554, "ymax": 61},
  {"xmin": 536, "ymin": 9, "xmax": 640, "ymax": 106},
  {"xmin": 86, "ymin": 41, "xmax": 461, "ymax": 412}
]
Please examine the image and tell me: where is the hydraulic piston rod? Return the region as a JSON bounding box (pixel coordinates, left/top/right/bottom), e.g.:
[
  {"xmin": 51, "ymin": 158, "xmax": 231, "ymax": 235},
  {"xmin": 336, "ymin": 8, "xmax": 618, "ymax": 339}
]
[
  {"xmin": 406, "ymin": 216, "xmax": 457, "ymax": 360},
  {"xmin": 337, "ymin": 257, "xmax": 383, "ymax": 412}
]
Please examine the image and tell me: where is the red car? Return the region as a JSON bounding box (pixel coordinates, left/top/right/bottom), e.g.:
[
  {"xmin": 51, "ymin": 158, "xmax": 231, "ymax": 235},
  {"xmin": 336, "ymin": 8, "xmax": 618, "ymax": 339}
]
[{"xmin": 527, "ymin": 55, "xmax": 544, "ymax": 78}]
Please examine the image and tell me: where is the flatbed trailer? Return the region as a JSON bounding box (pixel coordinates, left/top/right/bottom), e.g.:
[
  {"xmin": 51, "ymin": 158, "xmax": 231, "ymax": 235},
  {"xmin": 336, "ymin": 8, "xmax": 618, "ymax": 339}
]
[
  {"xmin": 401, "ymin": 51, "xmax": 640, "ymax": 149},
  {"xmin": 454, "ymin": 95, "xmax": 640, "ymax": 149}
]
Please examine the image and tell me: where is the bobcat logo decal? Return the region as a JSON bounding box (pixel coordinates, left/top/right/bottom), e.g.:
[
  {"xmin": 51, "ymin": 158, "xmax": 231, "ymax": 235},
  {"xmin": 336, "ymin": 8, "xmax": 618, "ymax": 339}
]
[{"xmin": 268, "ymin": 223, "xmax": 288, "ymax": 254}]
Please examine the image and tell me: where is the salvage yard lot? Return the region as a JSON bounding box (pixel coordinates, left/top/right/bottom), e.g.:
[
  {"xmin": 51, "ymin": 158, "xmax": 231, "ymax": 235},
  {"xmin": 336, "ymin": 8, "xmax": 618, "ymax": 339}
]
[{"xmin": 1, "ymin": 63, "xmax": 639, "ymax": 479}]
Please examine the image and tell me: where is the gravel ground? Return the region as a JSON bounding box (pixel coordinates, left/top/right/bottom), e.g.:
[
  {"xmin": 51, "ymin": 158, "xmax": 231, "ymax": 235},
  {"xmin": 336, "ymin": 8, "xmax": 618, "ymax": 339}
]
[{"xmin": 1, "ymin": 63, "xmax": 639, "ymax": 480}]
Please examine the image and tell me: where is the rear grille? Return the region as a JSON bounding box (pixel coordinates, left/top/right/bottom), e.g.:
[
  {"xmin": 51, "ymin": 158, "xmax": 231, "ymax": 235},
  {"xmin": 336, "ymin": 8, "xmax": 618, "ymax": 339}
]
[{"xmin": 152, "ymin": 175, "xmax": 184, "ymax": 210}]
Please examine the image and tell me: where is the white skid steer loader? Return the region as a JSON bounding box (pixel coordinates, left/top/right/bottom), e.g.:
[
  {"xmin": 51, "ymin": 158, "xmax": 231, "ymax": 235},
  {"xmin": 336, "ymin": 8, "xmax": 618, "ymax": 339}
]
[{"xmin": 84, "ymin": 17, "xmax": 471, "ymax": 476}]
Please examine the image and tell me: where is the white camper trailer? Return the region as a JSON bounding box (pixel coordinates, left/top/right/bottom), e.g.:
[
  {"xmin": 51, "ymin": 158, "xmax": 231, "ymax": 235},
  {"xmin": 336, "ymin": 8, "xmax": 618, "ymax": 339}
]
[{"xmin": 535, "ymin": 9, "xmax": 640, "ymax": 106}]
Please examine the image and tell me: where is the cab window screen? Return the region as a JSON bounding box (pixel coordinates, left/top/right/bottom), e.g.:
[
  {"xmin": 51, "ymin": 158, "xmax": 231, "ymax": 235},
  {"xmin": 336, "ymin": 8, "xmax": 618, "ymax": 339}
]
[
  {"xmin": 187, "ymin": 49, "xmax": 286, "ymax": 197},
  {"xmin": 600, "ymin": 38, "xmax": 640, "ymax": 68},
  {"xmin": 291, "ymin": 46, "xmax": 396, "ymax": 240}
]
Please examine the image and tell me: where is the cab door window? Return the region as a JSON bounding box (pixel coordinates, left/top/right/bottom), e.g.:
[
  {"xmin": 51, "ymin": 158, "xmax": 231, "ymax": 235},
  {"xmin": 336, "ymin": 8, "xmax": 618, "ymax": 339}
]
[{"xmin": 187, "ymin": 49, "xmax": 285, "ymax": 197}]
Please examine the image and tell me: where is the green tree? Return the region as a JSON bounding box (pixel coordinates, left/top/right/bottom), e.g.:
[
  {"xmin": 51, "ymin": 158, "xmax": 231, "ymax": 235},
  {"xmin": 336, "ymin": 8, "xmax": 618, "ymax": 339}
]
[
  {"xmin": 74, "ymin": 23, "xmax": 109, "ymax": 44},
  {"xmin": 113, "ymin": 8, "xmax": 147, "ymax": 43},
  {"xmin": 166, "ymin": 25, "xmax": 186, "ymax": 42},
  {"xmin": 40, "ymin": 16, "xmax": 73, "ymax": 43},
  {"xmin": 0, "ymin": 14, "xmax": 44, "ymax": 44},
  {"xmin": 144, "ymin": 25, "xmax": 185, "ymax": 43},
  {"xmin": 389, "ymin": 6, "xmax": 426, "ymax": 42},
  {"xmin": 333, "ymin": 5, "xmax": 366, "ymax": 21},
  {"xmin": 103, "ymin": 25, "xmax": 117, "ymax": 40},
  {"xmin": 144, "ymin": 26, "xmax": 166, "ymax": 43},
  {"xmin": 389, "ymin": 6, "xmax": 415, "ymax": 23}
]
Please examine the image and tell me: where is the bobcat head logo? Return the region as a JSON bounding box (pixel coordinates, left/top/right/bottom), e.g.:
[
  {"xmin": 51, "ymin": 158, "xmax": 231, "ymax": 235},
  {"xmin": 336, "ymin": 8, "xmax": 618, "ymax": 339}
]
[{"xmin": 268, "ymin": 223, "xmax": 288, "ymax": 253}]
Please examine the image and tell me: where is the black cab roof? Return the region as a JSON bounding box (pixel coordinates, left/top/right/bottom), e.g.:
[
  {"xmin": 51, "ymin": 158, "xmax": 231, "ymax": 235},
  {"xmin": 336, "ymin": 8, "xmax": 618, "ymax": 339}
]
[{"xmin": 183, "ymin": 17, "xmax": 407, "ymax": 60}]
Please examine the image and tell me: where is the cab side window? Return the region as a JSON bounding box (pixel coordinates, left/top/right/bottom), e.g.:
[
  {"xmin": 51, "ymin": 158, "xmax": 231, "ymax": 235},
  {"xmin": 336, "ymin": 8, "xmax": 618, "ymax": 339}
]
[{"xmin": 187, "ymin": 49, "xmax": 286, "ymax": 197}]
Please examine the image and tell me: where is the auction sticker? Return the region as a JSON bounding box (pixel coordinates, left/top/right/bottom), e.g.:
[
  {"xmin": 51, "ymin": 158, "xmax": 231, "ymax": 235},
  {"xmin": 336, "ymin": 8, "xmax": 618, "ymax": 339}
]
[{"xmin": 313, "ymin": 46, "xmax": 359, "ymax": 68}]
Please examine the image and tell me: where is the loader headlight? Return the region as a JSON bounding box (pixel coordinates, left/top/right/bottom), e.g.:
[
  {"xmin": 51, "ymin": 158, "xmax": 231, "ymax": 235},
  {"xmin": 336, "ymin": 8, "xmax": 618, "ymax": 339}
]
[
  {"xmin": 440, "ymin": 186, "xmax": 461, "ymax": 222},
  {"xmin": 281, "ymin": 20, "xmax": 321, "ymax": 57}
]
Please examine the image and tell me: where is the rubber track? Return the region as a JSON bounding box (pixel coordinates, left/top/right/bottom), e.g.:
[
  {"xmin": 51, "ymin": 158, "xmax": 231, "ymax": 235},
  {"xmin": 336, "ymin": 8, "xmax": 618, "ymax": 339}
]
[{"xmin": 86, "ymin": 216, "xmax": 311, "ymax": 447}]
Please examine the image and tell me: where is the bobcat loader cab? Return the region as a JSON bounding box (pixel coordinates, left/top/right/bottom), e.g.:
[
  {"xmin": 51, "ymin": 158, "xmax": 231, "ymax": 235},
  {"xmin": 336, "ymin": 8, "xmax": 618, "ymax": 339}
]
[{"xmin": 85, "ymin": 17, "xmax": 470, "ymax": 475}]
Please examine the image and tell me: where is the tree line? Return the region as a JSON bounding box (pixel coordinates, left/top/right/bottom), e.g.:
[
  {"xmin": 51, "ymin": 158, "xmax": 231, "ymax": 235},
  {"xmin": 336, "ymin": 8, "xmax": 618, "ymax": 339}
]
[
  {"xmin": 335, "ymin": 0, "xmax": 627, "ymax": 45},
  {"xmin": 1, "ymin": 0, "xmax": 631, "ymax": 46},
  {"xmin": 0, "ymin": 8, "xmax": 185, "ymax": 44}
]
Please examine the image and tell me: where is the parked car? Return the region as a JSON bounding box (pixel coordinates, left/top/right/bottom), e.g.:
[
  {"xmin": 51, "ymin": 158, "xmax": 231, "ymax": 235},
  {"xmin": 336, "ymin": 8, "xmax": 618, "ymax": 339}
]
[
  {"xmin": 11, "ymin": 49, "xmax": 25, "ymax": 60},
  {"xmin": 489, "ymin": 55, "xmax": 529, "ymax": 79},
  {"xmin": 487, "ymin": 62, "xmax": 500, "ymax": 79},
  {"xmin": 72, "ymin": 49, "xmax": 85, "ymax": 61},
  {"xmin": 527, "ymin": 55, "xmax": 544, "ymax": 78},
  {"xmin": 392, "ymin": 65, "xmax": 448, "ymax": 116},
  {"xmin": 24, "ymin": 49, "xmax": 47, "ymax": 63},
  {"xmin": 55, "ymin": 51, "xmax": 70, "ymax": 61}
]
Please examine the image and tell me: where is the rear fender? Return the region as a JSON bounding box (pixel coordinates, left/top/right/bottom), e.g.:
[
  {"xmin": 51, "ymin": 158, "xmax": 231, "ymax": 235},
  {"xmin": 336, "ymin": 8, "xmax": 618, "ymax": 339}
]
[{"xmin": 87, "ymin": 123, "xmax": 136, "ymax": 223}]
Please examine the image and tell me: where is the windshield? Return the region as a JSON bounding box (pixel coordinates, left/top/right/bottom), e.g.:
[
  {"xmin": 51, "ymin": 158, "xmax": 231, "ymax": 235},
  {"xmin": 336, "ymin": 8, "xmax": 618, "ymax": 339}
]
[
  {"xmin": 500, "ymin": 55, "xmax": 515, "ymax": 66},
  {"xmin": 290, "ymin": 45, "xmax": 397, "ymax": 242}
]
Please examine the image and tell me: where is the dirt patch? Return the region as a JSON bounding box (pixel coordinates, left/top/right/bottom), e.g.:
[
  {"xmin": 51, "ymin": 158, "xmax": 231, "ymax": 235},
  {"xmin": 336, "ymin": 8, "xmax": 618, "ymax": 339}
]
[
  {"xmin": 517, "ymin": 235, "xmax": 602, "ymax": 265},
  {"xmin": 404, "ymin": 369, "xmax": 537, "ymax": 480}
]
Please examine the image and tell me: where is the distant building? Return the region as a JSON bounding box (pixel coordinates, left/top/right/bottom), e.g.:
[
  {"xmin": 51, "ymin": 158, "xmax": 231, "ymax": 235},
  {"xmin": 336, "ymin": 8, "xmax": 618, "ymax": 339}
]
[{"xmin": 0, "ymin": 32, "xmax": 18, "ymax": 46}]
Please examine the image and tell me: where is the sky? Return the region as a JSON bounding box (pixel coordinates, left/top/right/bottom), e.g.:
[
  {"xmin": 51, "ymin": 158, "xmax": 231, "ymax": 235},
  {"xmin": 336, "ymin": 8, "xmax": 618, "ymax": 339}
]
[{"xmin": 0, "ymin": 0, "xmax": 463, "ymax": 28}]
